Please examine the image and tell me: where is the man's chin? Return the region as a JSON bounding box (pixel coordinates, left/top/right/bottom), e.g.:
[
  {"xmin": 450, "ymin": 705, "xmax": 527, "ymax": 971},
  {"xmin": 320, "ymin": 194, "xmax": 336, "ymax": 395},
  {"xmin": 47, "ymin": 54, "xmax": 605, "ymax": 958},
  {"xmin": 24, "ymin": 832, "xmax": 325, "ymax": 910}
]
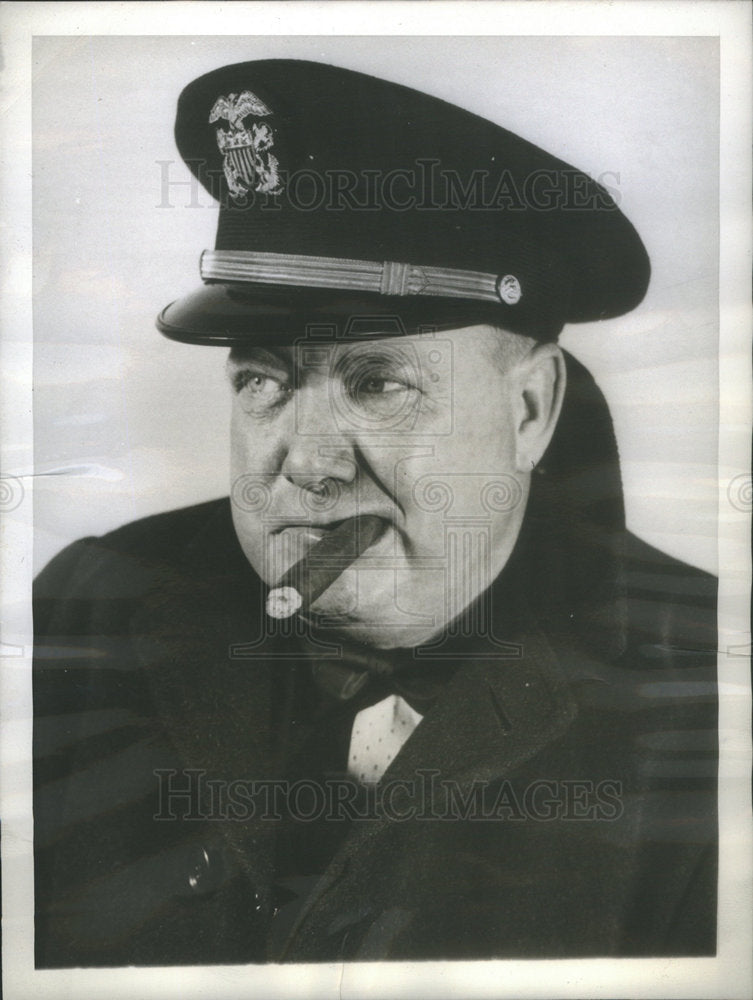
[
  {"xmin": 306, "ymin": 575, "xmax": 445, "ymax": 649},
  {"xmin": 304, "ymin": 615, "xmax": 443, "ymax": 650}
]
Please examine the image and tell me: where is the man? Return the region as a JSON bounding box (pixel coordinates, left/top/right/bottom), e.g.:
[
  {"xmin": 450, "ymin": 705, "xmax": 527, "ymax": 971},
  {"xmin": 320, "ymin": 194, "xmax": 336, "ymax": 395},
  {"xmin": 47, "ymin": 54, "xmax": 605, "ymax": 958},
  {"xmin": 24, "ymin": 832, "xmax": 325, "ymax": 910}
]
[{"xmin": 33, "ymin": 59, "xmax": 717, "ymax": 965}]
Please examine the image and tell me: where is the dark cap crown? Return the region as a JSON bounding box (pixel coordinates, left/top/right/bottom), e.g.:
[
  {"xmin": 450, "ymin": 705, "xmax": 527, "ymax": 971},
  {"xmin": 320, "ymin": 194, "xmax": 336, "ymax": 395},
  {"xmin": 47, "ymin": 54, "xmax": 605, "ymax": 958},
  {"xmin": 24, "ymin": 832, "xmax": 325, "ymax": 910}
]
[{"xmin": 158, "ymin": 59, "xmax": 650, "ymax": 345}]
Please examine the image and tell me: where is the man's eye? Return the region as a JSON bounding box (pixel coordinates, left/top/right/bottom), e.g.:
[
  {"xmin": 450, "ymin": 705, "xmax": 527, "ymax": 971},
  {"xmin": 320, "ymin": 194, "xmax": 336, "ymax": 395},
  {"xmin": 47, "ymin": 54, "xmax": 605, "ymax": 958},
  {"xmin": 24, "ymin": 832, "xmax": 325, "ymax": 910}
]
[
  {"xmin": 246, "ymin": 374, "xmax": 279, "ymax": 394},
  {"xmin": 344, "ymin": 368, "xmax": 420, "ymax": 425},
  {"xmin": 235, "ymin": 370, "xmax": 291, "ymax": 411},
  {"xmin": 356, "ymin": 375, "xmax": 405, "ymax": 395}
]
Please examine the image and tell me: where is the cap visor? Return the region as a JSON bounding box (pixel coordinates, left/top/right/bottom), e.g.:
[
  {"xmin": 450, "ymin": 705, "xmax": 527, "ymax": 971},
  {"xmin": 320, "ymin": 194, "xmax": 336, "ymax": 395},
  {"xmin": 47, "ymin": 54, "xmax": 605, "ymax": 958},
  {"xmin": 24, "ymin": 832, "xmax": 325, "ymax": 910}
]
[{"xmin": 155, "ymin": 282, "xmax": 533, "ymax": 346}]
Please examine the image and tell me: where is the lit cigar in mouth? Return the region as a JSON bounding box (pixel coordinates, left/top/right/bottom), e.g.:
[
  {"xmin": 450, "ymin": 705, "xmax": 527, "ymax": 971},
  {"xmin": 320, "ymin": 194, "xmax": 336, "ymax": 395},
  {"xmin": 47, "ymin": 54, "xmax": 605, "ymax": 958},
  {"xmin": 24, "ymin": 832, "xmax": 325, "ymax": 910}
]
[{"xmin": 266, "ymin": 515, "xmax": 385, "ymax": 620}]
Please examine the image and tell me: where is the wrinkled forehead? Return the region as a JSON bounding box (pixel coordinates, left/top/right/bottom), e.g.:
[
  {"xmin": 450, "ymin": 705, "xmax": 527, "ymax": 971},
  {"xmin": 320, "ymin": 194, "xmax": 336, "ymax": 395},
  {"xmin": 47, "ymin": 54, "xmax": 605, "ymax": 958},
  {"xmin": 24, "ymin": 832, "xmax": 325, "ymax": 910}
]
[{"xmin": 227, "ymin": 324, "xmax": 505, "ymax": 370}]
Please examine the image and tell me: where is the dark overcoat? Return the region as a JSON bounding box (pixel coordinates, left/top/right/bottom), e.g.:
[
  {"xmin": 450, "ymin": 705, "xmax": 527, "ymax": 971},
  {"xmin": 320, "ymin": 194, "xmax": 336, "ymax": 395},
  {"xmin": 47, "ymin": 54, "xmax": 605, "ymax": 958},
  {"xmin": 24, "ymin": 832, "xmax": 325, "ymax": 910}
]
[{"xmin": 33, "ymin": 355, "xmax": 717, "ymax": 966}]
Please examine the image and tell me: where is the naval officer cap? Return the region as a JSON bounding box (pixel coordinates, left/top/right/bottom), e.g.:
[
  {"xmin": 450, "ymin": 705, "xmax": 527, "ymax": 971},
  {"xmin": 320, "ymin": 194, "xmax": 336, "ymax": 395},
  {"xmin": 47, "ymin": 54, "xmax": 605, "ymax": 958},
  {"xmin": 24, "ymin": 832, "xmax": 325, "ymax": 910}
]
[{"xmin": 157, "ymin": 59, "xmax": 650, "ymax": 345}]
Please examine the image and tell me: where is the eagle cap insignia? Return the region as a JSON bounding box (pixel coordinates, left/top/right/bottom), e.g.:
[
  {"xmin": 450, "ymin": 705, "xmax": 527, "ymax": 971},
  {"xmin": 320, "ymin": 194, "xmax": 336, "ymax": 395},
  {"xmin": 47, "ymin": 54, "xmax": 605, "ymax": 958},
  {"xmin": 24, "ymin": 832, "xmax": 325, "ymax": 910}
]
[{"xmin": 209, "ymin": 90, "xmax": 283, "ymax": 200}]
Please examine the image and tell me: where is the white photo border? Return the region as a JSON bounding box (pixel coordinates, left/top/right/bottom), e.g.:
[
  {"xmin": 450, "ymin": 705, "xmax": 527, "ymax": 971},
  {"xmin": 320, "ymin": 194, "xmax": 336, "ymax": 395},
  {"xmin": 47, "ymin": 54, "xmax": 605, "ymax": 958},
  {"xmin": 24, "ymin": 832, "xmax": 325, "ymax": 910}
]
[{"xmin": 1, "ymin": 3, "xmax": 751, "ymax": 999}]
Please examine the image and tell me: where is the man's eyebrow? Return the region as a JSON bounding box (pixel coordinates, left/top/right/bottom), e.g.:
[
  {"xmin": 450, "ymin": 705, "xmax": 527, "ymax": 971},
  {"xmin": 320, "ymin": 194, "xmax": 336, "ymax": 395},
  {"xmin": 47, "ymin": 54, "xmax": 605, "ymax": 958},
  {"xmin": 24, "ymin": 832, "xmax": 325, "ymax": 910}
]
[
  {"xmin": 335, "ymin": 343, "xmax": 417, "ymax": 368},
  {"xmin": 227, "ymin": 346, "xmax": 292, "ymax": 371}
]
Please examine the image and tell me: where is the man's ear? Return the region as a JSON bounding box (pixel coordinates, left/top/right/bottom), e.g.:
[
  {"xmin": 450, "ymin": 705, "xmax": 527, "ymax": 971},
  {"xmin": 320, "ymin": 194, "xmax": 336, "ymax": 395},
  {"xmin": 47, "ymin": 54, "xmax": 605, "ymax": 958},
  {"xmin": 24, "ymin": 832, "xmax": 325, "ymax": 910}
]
[{"xmin": 511, "ymin": 342, "xmax": 566, "ymax": 473}]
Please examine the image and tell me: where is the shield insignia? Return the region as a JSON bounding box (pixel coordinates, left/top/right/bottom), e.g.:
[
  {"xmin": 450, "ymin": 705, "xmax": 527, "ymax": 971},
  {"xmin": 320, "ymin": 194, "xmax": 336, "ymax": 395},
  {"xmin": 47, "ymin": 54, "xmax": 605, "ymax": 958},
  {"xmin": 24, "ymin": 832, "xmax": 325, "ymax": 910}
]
[{"xmin": 209, "ymin": 90, "xmax": 283, "ymax": 199}]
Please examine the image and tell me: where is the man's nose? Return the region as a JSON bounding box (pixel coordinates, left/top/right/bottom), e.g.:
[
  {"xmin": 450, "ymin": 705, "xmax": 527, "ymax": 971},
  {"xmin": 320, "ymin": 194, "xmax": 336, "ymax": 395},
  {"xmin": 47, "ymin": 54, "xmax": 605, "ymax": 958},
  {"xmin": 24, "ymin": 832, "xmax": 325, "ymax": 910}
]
[{"xmin": 280, "ymin": 384, "xmax": 357, "ymax": 490}]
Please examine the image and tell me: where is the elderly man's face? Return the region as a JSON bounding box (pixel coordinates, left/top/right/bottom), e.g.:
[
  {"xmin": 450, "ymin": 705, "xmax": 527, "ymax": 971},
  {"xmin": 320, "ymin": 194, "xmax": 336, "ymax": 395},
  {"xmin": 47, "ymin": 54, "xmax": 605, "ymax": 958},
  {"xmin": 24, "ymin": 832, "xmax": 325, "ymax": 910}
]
[{"xmin": 228, "ymin": 325, "xmax": 559, "ymax": 647}]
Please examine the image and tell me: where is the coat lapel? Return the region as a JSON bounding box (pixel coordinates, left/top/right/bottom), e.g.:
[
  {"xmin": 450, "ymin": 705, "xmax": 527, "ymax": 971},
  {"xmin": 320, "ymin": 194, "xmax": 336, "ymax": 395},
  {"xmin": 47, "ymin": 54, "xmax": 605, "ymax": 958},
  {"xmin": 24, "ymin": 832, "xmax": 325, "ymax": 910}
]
[{"xmin": 386, "ymin": 627, "xmax": 577, "ymax": 788}]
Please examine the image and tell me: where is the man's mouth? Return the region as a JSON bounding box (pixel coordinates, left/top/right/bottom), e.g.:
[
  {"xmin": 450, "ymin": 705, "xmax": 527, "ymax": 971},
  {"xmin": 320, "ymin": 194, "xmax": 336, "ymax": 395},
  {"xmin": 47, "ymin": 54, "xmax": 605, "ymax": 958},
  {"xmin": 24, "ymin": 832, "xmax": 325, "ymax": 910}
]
[
  {"xmin": 273, "ymin": 516, "xmax": 372, "ymax": 533},
  {"xmin": 270, "ymin": 515, "xmax": 392, "ymax": 570},
  {"xmin": 265, "ymin": 515, "xmax": 390, "ymax": 619},
  {"xmin": 276, "ymin": 524, "xmax": 331, "ymax": 547}
]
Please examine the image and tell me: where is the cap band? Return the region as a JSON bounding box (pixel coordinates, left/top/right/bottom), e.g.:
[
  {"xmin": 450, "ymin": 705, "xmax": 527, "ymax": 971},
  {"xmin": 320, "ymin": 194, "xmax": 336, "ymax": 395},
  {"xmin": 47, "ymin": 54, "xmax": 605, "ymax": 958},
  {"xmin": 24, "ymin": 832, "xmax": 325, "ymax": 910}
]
[{"xmin": 200, "ymin": 249, "xmax": 514, "ymax": 305}]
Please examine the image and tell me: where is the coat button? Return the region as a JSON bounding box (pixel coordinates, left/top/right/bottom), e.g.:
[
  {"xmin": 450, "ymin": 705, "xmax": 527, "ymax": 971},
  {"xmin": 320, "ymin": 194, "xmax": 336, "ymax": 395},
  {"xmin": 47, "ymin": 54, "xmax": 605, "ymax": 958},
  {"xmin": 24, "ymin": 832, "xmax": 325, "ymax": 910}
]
[{"xmin": 186, "ymin": 845, "xmax": 224, "ymax": 895}]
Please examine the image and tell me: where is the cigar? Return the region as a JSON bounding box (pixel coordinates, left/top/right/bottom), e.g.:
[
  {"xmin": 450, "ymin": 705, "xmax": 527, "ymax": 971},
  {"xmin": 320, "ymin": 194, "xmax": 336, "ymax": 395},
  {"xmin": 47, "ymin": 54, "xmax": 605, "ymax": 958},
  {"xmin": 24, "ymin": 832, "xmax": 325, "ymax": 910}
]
[{"xmin": 266, "ymin": 515, "xmax": 385, "ymax": 620}]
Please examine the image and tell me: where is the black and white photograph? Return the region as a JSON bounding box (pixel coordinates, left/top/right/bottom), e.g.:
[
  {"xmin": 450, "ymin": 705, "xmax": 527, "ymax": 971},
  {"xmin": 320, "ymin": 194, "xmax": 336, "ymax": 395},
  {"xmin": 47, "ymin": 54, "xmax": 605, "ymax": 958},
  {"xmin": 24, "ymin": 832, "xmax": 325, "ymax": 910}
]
[{"xmin": 1, "ymin": 3, "xmax": 751, "ymax": 998}]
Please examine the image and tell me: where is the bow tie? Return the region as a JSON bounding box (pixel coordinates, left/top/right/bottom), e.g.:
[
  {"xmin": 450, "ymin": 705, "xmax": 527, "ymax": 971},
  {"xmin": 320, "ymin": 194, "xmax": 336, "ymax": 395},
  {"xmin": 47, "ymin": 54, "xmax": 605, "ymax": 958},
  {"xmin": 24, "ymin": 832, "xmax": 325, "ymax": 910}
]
[
  {"xmin": 293, "ymin": 559, "xmax": 526, "ymax": 716},
  {"xmin": 307, "ymin": 639, "xmax": 463, "ymax": 716}
]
